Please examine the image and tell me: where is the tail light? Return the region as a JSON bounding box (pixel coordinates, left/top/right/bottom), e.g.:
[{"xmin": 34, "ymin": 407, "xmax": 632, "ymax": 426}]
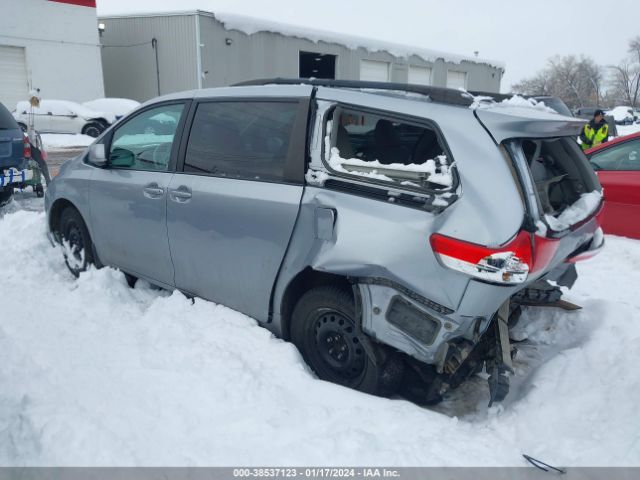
[
  {"xmin": 430, "ymin": 230, "xmax": 559, "ymax": 285},
  {"xmin": 23, "ymin": 134, "xmax": 31, "ymax": 159}
]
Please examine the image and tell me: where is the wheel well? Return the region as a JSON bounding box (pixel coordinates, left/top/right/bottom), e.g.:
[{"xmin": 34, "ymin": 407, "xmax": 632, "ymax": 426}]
[
  {"xmin": 279, "ymin": 267, "xmax": 353, "ymax": 340},
  {"xmin": 49, "ymin": 198, "xmax": 76, "ymax": 234}
]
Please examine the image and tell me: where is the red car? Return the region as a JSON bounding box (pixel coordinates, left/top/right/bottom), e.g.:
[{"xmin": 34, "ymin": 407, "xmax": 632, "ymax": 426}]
[{"xmin": 585, "ymin": 131, "xmax": 640, "ymax": 239}]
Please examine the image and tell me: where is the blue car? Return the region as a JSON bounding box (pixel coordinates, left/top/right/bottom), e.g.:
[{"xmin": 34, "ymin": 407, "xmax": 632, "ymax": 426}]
[{"xmin": 0, "ymin": 101, "xmax": 30, "ymax": 205}]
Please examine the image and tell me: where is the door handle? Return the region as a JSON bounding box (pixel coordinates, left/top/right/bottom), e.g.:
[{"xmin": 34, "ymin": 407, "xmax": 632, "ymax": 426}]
[
  {"xmin": 143, "ymin": 183, "xmax": 165, "ymax": 198},
  {"xmin": 169, "ymin": 187, "xmax": 192, "ymax": 202}
]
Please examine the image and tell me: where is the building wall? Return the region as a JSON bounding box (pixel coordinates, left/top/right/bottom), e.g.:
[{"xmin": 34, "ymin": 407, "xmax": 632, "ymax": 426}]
[
  {"xmin": 98, "ymin": 13, "xmax": 502, "ymax": 101},
  {"xmin": 198, "ymin": 14, "xmax": 502, "ymax": 92},
  {"xmin": 0, "ymin": 0, "xmax": 104, "ymax": 107},
  {"xmin": 99, "ymin": 14, "xmax": 199, "ymax": 101}
]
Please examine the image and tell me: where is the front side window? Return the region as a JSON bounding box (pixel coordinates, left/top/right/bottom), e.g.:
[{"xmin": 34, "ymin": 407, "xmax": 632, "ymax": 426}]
[
  {"xmin": 184, "ymin": 101, "xmax": 298, "ymax": 182},
  {"xmin": 108, "ymin": 103, "xmax": 184, "ymax": 171},
  {"xmin": 324, "ymin": 107, "xmax": 454, "ymax": 191},
  {"xmin": 590, "ymin": 140, "xmax": 640, "ymax": 171}
]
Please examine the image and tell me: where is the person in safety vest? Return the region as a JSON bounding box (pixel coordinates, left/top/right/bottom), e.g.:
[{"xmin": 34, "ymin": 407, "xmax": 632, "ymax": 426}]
[{"xmin": 580, "ymin": 109, "xmax": 609, "ymax": 151}]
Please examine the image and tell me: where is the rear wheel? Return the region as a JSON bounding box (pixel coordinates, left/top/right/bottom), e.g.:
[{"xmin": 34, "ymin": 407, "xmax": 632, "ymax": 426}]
[
  {"xmin": 291, "ymin": 286, "xmax": 403, "ymax": 396},
  {"xmin": 57, "ymin": 206, "xmax": 94, "ymax": 277},
  {"xmin": 0, "ymin": 187, "xmax": 14, "ymax": 207}
]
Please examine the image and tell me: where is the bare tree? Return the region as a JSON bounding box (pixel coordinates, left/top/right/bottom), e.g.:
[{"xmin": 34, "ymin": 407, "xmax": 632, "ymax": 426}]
[
  {"xmin": 512, "ymin": 55, "xmax": 603, "ymax": 109},
  {"xmin": 608, "ymin": 36, "xmax": 640, "ymax": 107}
]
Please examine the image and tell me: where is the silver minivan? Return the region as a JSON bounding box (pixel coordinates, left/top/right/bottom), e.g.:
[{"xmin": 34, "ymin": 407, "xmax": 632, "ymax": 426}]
[{"xmin": 45, "ymin": 80, "xmax": 604, "ymax": 404}]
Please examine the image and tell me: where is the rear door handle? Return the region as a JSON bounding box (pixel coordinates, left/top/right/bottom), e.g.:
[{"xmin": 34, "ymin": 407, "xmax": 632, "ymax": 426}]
[
  {"xmin": 143, "ymin": 183, "xmax": 165, "ymax": 198},
  {"xmin": 169, "ymin": 186, "xmax": 192, "ymax": 203}
]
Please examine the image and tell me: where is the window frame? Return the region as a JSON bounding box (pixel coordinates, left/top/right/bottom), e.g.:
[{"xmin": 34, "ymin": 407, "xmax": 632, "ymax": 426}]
[
  {"xmin": 85, "ymin": 99, "xmax": 191, "ymax": 173},
  {"xmin": 175, "ymin": 96, "xmax": 310, "ymax": 185},
  {"xmin": 319, "ymin": 102, "xmax": 459, "ymax": 195}
]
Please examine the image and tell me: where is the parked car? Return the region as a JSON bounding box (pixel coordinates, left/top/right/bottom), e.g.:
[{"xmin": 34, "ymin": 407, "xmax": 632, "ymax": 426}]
[
  {"xmin": 0, "ymin": 101, "xmax": 49, "ymax": 205},
  {"xmin": 585, "ymin": 131, "xmax": 640, "ymax": 239},
  {"xmin": 45, "ymin": 79, "xmax": 604, "ymax": 405},
  {"xmin": 82, "ymin": 98, "xmax": 141, "ymax": 121},
  {"xmin": 607, "ymin": 106, "xmax": 635, "ymax": 125},
  {"xmin": 0, "ymin": 101, "xmax": 29, "ymax": 205},
  {"xmin": 13, "ymin": 100, "xmax": 116, "ymax": 137}
]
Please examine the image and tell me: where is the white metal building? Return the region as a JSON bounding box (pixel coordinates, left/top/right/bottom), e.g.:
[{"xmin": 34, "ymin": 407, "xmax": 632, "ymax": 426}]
[
  {"xmin": 99, "ymin": 11, "xmax": 505, "ymax": 102},
  {"xmin": 0, "ymin": 0, "xmax": 105, "ymax": 110}
]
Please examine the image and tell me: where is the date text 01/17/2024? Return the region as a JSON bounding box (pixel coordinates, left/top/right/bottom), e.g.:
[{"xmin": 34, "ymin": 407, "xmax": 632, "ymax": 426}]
[{"xmin": 232, "ymin": 468, "xmax": 400, "ymax": 478}]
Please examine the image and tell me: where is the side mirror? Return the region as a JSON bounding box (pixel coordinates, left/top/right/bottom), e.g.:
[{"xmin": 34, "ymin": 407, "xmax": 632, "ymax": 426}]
[{"xmin": 88, "ymin": 144, "xmax": 107, "ymax": 166}]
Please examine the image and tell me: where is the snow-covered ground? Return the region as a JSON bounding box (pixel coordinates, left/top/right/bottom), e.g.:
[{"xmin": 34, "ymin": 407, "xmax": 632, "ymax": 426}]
[
  {"xmin": 41, "ymin": 134, "xmax": 93, "ymax": 151},
  {"xmin": 615, "ymin": 123, "xmax": 640, "ymax": 137},
  {"xmin": 1, "ymin": 196, "xmax": 639, "ymax": 466}
]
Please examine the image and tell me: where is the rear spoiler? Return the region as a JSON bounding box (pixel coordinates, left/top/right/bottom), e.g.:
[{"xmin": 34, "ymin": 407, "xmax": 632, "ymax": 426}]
[{"xmin": 475, "ymin": 108, "xmax": 584, "ymax": 144}]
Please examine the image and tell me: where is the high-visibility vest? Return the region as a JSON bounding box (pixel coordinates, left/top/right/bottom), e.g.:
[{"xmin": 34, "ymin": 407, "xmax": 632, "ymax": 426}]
[{"xmin": 581, "ymin": 122, "xmax": 608, "ymax": 150}]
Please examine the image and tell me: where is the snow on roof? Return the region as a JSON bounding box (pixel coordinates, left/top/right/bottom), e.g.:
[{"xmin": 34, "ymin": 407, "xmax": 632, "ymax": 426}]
[{"xmin": 98, "ymin": 10, "xmax": 505, "ymax": 70}]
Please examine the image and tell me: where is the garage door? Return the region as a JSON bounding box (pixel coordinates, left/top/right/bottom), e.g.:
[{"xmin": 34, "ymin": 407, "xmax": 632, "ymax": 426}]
[
  {"xmin": 446, "ymin": 70, "xmax": 467, "ymax": 90},
  {"xmin": 360, "ymin": 60, "xmax": 390, "ymax": 82},
  {"xmin": 0, "ymin": 45, "xmax": 28, "ymax": 110},
  {"xmin": 408, "ymin": 66, "xmax": 432, "ymax": 85}
]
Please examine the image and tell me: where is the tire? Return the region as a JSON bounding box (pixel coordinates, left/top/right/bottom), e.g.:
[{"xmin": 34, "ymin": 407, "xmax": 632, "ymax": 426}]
[
  {"xmin": 0, "ymin": 187, "xmax": 14, "ymax": 207},
  {"xmin": 82, "ymin": 121, "xmax": 105, "ymax": 138},
  {"xmin": 58, "ymin": 206, "xmax": 94, "ymax": 277},
  {"xmin": 291, "ymin": 286, "xmax": 403, "ymax": 396}
]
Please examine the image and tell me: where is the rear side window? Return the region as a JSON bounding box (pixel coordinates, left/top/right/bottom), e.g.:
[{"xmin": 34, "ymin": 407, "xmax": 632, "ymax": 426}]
[
  {"xmin": 324, "ymin": 107, "xmax": 454, "ymax": 191},
  {"xmin": 0, "ymin": 103, "xmax": 19, "ymax": 130},
  {"xmin": 184, "ymin": 101, "xmax": 298, "ymax": 182},
  {"xmin": 589, "ymin": 139, "xmax": 640, "ymax": 171}
]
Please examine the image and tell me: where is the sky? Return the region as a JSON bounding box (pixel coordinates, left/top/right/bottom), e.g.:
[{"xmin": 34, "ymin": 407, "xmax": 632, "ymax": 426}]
[{"xmin": 96, "ymin": 0, "xmax": 640, "ymax": 92}]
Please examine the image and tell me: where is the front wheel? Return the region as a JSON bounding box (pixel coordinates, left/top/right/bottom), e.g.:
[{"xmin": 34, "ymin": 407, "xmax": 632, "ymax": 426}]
[
  {"xmin": 57, "ymin": 206, "xmax": 95, "ymax": 277},
  {"xmin": 82, "ymin": 121, "xmax": 105, "ymax": 138},
  {"xmin": 291, "ymin": 286, "xmax": 403, "ymax": 396}
]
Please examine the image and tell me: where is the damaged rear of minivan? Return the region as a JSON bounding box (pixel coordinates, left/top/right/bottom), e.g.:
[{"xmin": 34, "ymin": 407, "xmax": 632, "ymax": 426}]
[{"xmin": 273, "ymin": 83, "xmax": 604, "ymax": 406}]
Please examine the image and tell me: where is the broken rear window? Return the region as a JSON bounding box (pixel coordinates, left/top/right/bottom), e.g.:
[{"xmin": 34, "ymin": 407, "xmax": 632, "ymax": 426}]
[{"xmin": 323, "ymin": 107, "xmax": 455, "ymax": 192}]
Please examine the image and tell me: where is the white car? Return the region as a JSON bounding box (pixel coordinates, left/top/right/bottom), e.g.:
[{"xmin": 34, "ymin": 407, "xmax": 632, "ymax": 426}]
[
  {"xmin": 82, "ymin": 98, "xmax": 140, "ymax": 121},
  {"xmin": 13, "ymin": 100, "xmax": 116, "ymax": 137},
  {"xmin": 607, "ymin": 106, "xmax": 636, "ymax": 126}
]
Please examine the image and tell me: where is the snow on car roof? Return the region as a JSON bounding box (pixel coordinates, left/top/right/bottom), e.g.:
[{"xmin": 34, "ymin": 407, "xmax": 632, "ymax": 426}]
[
  {"xmin": 16, "ymin": 100, "xmax": 115, "ymax": 122},
  {"xmin": 98, "ymin": 10, "xmax": 504, "ymax": 70}
]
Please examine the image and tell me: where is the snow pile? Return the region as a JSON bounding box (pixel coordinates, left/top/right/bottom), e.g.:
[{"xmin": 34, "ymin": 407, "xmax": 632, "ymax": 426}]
[
  {"xmin": 545, "ymin": 190, "xmax": 602, "ymax": 232},
  {"xmin": 215, "ymin": 13, "xmax": 504, "ymax": 69},
  {"xmin": 466, "ymin": 93, "xmax": 557, "ymax": 114},
  {"xmin": 607, "ymin": 106, "xmax": 634, "ymax": 123},
  {"xmin": 1, "ymin": 204, "xmax": 640, "ymax": 466},
  {"xmin": 41, "ymin": 134, "xmax": 93, "ymax": 150}
]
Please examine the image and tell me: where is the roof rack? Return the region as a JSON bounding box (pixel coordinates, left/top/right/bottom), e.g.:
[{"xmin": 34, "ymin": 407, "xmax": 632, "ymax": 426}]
[{"xmin": 233, "ymin": 78, "xmax": 512, "ymax": 107}]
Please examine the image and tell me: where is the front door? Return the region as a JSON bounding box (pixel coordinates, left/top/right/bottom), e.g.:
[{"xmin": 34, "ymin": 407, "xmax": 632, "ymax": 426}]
[
  {"xmin": 89, "ymin": 102, "xmax": 187, "ymax": 286},
  {"xmin": 167, "ymin": 99, "xmax": 308, "ymax": 321}
]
